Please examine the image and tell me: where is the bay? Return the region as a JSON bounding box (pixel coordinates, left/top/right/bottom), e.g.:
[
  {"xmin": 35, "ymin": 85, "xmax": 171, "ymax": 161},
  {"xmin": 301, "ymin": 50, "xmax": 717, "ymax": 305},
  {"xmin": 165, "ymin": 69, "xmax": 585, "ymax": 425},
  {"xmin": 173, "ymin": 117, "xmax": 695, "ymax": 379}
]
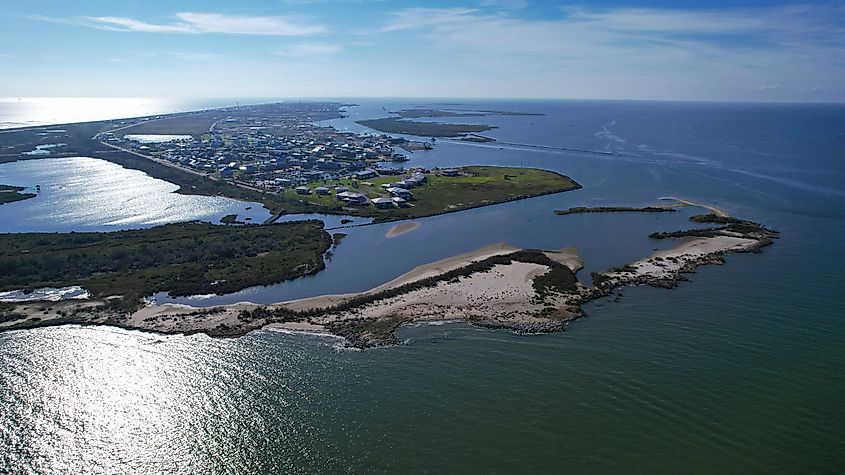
[{"xmin": 1, "ymin": 99, "xmax": 844, "ymax": 474}]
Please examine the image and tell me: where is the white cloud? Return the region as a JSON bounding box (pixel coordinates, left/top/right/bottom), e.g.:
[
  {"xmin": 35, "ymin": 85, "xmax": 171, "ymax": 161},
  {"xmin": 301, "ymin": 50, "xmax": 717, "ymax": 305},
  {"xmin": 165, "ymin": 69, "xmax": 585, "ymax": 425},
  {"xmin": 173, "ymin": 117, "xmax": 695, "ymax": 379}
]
[
  {"xmin": 32, "ymin": 12, "xmax": 326, "ymax": 36},
  {"xmin": 164, "ymin": 51, "xmax": 223, "ymax": 62},
  {"xmin": 274, "ymin": 43, "xmax": 342, "ymax": 57},
  {"xmin": 381, "ymin": 8, "xmax": 479, "ymax": 32},
  {"xmin": 560, "ymin": 6, "xmax": 767, "ymax": 34},
  {"xmin": 84, "ymin": 16, "xmax": 194, "ymax": 33},
  {"xmin": 173, "ymin": 12, "xmax": 324, "ymax": 36},
  {"xmin": 372, "ymin": 5, "xmax": 845, "ymax": 101},
  {"xmin": 479, "ymin": 0, "xmax": 528, "ymax": 10}
]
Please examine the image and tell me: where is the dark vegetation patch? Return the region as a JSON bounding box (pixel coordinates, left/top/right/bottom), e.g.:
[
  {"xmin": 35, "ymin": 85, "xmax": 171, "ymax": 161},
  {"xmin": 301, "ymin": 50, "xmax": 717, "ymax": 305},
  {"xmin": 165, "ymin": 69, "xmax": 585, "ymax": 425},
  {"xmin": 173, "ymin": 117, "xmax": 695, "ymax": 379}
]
[
  {"xmin": 649, "ymin": 214, "xmax": 778, "ymax": 240},
  {"xmin": 220, "ymin": 214, "xmax": 245, "ymax": 225},
  {"xmin": 327, "ymin": 316, "xmax": 411, "ymax": 348},
  {"xmin": 0, "ymin": 221, "xmax": 332, "ymax": 310},
  {"xmin": 0, "ymin": 184, "xmax": 36, "ymax": 205}
]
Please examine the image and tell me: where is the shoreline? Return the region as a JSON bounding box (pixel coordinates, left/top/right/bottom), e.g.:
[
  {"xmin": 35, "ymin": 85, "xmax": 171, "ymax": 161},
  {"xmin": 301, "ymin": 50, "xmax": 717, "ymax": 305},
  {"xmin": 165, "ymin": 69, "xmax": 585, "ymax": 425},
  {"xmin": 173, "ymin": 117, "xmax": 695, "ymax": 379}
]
[{"xmin": 0, "ymin": 209, "xmax": 778, "ymax": 347}]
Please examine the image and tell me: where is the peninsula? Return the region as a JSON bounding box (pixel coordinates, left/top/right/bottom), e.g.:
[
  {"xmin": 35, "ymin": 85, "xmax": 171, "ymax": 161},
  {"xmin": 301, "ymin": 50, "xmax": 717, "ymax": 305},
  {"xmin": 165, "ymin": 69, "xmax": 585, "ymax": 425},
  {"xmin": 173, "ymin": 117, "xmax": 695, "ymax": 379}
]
[{"xmin": 0, "ymin": 184, "xmax": 36, "ymax": 205}]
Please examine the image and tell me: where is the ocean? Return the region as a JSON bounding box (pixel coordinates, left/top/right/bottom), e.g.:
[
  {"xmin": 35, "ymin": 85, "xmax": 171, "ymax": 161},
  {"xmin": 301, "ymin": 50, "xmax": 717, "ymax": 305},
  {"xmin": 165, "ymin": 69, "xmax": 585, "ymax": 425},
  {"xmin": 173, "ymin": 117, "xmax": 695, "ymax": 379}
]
[{"xmin": 0, "ymin": 98, "xmax": 843, "ymax": 474}]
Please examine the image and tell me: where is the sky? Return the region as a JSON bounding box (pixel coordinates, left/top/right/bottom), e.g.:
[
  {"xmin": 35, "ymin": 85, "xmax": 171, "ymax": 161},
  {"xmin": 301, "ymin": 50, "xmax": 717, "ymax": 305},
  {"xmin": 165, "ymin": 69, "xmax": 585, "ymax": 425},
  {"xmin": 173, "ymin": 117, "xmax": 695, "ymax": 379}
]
[{"xmin": 1, "ymin": 0, "xmax": 844, "ymax": 102}]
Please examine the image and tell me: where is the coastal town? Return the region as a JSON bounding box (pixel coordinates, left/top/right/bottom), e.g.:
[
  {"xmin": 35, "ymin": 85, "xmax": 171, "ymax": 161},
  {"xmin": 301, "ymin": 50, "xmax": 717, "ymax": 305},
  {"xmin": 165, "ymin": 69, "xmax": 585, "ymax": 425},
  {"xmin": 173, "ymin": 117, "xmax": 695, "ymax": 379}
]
[{"xmin": 94, "ymin": 103, "xmax": 456, "ymax": 211}]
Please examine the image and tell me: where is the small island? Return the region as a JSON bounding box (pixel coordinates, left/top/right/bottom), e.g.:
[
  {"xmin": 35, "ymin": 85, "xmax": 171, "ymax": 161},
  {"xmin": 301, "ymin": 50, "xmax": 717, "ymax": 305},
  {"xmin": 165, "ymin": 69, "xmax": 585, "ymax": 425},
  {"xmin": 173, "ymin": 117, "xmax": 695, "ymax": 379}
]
[
  {"xmin": 356, "ymin": 107, "xmax": 547, "ymax": 138},
  {"xmin": 355, "ymin": 108, "xmax": 543, "ymax": 139},
  {"xmin": 355, "ymin": 117, "xmax": 494, "ymax": 138}
]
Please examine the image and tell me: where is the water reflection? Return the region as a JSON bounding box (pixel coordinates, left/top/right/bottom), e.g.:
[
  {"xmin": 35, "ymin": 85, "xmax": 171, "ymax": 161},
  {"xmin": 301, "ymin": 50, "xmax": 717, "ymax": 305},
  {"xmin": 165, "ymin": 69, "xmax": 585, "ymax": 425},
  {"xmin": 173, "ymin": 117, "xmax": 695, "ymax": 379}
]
[{"xmin": 0, "ymin": 157, "xmax": 270, "ymax": 232}]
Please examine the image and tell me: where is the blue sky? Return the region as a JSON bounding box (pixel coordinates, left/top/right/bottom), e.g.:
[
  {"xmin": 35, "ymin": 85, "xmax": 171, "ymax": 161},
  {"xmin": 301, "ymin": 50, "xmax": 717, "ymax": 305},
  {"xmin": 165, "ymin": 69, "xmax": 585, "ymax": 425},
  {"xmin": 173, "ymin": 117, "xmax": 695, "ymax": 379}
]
[{"xmin": 1, "ymin": 0, "xmax": 843, "ymax": 101}]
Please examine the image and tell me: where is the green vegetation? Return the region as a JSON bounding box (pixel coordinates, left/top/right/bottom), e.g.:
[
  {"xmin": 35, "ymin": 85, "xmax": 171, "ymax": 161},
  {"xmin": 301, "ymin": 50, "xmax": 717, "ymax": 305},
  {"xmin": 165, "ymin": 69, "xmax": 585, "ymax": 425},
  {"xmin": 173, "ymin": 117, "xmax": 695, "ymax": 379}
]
[
  {"xmin": 356, "ymin": 117, "xmax": 493, "ymax": 137},
  {"xmin": 0, "ymin": 184, "xmax": 36, "ymax": 205},
  {"xmin": 289, "ymin": 166, "xmax": 581, "ymax": 223},
  {"xmin": 689, "ymin": 213, "xmax": 743, "ymax": 224},
  {"xmin": 650, "ymin": 214, "xmax": 778, "ymax": 240},
  {"xmin": 0, "ymin": 221, "xmax": 332, "ymax": 311},
  {"xmin": 555, "ymin": 206, "xmax": 677, "ymax": 215}
]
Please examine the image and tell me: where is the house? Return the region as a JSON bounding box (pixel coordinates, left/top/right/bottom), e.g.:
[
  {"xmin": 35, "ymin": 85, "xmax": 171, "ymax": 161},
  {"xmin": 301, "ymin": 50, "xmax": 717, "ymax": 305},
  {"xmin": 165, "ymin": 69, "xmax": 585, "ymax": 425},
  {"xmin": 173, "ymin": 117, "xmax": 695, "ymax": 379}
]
[
  {"xmin": 387, "ymin": 187, "xmax": 414, "ymax": 200},
  {"xmin": 337, "ymin": 191, "xmax": 368, "ymax": 204},
  {"xmin": 335, "ymin": 186, "xmax": 349, "ymax": 193},
  {"xmin": 391, "ymin": 196, "xmax": 408, "ymax": 207},
  {"xmin": 354, "ymin": 169, "xmax": 378, "ymax": 180},
  {"xmin": 295, "ymin": 186, "xmax": 311, "ymax": 195},
  {"xmin": 375, "ymin": 166, "xmax": 403, "ymax": 176},
  {"xmin": 371, "ymin": 197, "xmax": 394, "ymax": 209},
  {"xmin": 440, "ymin": 168, "xmax": 460, "ymax": 177},
  {"xmin": 314, "ymin": 187, "xmax": 330, "ymax": 195}
]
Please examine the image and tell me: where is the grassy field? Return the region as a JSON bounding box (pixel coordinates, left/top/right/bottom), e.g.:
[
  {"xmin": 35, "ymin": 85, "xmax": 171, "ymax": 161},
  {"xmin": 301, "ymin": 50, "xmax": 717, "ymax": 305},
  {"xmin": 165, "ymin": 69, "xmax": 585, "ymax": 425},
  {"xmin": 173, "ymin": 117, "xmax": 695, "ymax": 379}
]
[
  {"xmin": 0, "ymin": 185, "xmax": 36, "ymax": 205},
  {"xmin": 283, "ymin": 166, "xmax": 581, "ymax": 222},
  {"xmin": 0, "ymin": 221, "xmax": 332, "ymax": 310},
  {"xmin": 114, "ymin": 111, "xmax": 226, "ymax": 138},
  {"xmin": 356, "ymin": 117, "xmax": 493, "ymax": 137}
]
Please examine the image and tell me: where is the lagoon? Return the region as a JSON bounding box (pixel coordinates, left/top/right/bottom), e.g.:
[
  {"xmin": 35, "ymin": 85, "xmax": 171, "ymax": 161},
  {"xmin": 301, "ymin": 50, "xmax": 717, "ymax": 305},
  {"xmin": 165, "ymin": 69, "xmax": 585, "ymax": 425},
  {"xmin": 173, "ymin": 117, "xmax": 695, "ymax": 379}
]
[{"xmin": 0, "ymin": 156, "xmax": 270, "ymax": 232}]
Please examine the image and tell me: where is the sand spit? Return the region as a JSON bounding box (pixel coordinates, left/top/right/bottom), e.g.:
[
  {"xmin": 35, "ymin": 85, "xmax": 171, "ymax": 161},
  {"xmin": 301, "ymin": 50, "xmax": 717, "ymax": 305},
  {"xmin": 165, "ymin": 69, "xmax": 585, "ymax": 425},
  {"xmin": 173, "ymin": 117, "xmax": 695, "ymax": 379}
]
[
  {"xmin": 661, "ymin": 196, "xmax": 729, "ymax": 217},
  {"xmin": 386, "ymin": 222, "xmax": 421, "ymax": 238}
]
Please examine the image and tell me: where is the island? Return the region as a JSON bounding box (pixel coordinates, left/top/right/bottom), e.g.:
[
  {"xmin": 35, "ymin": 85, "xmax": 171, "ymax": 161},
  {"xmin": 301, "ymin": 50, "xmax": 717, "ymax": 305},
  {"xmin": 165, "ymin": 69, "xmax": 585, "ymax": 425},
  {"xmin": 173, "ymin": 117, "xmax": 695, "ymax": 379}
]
[
  {"xmin": 0, "ymin": 184, "xmax": 36, "ymax": 205},
  {"xmin": 0, "ymin": 201, "xmax": 778, "ymax": 347},
  {"xmin": 354, "ymin": 107, "xmax": 541, "ymax": 139}
]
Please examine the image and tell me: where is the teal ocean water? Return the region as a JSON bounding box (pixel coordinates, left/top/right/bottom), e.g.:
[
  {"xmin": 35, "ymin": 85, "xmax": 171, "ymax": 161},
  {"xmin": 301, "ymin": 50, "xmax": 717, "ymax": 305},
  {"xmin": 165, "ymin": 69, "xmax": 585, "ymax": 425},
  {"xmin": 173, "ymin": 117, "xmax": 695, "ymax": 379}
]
[{"xmin": 1, "ymin": 99, "xmax": 844, "ymax": 473}]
